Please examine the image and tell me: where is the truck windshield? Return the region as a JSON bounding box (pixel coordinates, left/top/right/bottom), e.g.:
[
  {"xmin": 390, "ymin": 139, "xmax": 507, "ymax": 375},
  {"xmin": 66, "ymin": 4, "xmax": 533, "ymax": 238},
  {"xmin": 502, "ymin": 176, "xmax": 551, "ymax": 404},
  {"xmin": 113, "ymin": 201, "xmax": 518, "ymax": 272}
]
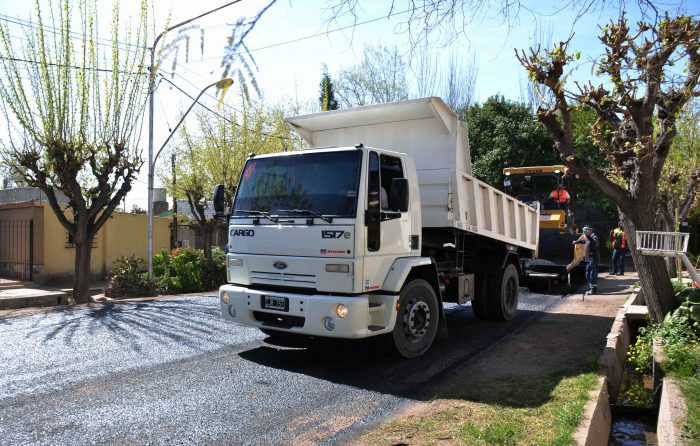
[{"xmin": 233, "ymin": 150, "xmax": 362, "ymax": 218}]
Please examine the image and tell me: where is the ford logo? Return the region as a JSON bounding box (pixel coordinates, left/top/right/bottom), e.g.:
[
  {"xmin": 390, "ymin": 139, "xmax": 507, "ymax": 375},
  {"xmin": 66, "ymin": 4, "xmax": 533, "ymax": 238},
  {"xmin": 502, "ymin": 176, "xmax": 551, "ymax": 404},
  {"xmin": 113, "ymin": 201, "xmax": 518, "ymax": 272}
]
[{"xmin": 273, "ymin": 261, "xmax": 288, "ymax": 270}]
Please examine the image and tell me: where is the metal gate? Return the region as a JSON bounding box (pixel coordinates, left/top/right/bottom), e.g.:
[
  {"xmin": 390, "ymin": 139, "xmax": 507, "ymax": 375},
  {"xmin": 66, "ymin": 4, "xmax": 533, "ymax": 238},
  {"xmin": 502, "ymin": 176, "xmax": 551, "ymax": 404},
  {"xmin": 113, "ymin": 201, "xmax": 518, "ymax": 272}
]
[{"xmin": 0, "ymin": 220, "xmax": 33, "ymax": 282}]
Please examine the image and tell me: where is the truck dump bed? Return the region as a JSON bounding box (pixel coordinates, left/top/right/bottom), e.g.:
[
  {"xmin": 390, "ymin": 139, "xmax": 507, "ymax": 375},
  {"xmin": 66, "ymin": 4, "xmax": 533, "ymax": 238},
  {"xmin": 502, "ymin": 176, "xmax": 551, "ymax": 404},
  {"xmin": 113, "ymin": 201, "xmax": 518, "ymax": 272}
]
[{"xmin": 285, "ymin": 97, "xmax": 538, "ymax": 252}]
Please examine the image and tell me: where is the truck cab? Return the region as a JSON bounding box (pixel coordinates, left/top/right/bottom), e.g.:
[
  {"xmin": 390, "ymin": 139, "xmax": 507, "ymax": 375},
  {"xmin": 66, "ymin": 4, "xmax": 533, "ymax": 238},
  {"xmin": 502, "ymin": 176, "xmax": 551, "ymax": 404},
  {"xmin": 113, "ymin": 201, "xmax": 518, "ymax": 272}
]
[
  {"xmin": 216, "ymin": 97, "xmax": 538, "ymax": 358},
  {"xmin": 217, "ymin": 145, "xmax": 440, "ymax": 357}
]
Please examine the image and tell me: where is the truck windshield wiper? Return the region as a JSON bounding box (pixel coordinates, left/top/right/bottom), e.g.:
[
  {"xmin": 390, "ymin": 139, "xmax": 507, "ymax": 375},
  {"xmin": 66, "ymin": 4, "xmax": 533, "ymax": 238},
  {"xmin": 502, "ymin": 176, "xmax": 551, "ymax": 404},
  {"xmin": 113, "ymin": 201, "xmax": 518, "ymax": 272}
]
[
  {"xmin": 233, "ymin": 209, "xmax": 279, "ymax": 223},
  {"xmin": 277, "ymin": 209, "xmax": 333, "ymax": 223}
]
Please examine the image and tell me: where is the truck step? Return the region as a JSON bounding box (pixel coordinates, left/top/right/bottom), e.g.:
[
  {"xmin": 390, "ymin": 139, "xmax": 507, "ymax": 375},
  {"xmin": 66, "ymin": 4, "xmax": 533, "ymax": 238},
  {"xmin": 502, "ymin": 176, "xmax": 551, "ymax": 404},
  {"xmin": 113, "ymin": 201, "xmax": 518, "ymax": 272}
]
[
  {"xmin": 368, "ymin": 325, "xmax": 385, "ymax": 332},
  {"xmin": 368, "ymin": 302, "xmax": 384, "ymax": 313}
]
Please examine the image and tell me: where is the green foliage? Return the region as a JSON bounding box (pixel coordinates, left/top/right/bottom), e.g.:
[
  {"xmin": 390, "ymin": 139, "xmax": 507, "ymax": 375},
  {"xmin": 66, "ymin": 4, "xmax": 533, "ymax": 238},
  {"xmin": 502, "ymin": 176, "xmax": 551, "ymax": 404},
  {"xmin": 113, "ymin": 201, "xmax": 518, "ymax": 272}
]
[
  {"xmin": 152, "ymin": 247, "xmax": 226, "ymax": 294},
  {"xmin": 679, "ymin": 374, "xmax": 700, "ymax": 443},
  {"xmin": 463, "ymin": 96, "xmax": 559, "ymax": 187},
  {"xmin": 319, "ymin": 64, "xmax": 339, "ymax": 111},
  {"xmin": 627, "ymin": 316, "xmax": 700, "ymax": 376},
  {"xmin": 105, "ymin": 256, "xmax": 155, "ymax": 298},
  {"xmin": 672, "ymin": 279, "xmax": 692, "ymax": 294},
  {"xmin": 160, "ymin": 96, "xmax": 299, "ymax": 260},
  {"xmin": 463, "ymin": 97, "xmax": 614, "ymax": 219}
]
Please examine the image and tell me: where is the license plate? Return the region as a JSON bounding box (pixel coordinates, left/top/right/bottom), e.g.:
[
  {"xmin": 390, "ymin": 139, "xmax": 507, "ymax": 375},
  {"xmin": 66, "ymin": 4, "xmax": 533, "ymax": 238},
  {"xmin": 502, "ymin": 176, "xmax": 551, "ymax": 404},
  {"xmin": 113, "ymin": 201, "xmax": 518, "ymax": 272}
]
[{"xmin": 261, "ymin": 295, "xmax": 288, "ymax": 312}]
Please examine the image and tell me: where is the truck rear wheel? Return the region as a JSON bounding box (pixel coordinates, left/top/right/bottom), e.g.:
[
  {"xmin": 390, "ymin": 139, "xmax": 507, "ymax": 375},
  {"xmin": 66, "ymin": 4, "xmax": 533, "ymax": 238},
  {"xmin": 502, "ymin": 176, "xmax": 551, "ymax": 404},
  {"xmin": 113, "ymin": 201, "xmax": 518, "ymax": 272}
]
[
  {"xmin": 392, "ymin": 279, "xmax": 439, "ymax": 358},
  {"xmin": 487, "ymin": 264, "xmax": 519, "ymax": 320},
  {"xmin": 471, "ymin": 273, "xmax": 491, "ymax": 320}
]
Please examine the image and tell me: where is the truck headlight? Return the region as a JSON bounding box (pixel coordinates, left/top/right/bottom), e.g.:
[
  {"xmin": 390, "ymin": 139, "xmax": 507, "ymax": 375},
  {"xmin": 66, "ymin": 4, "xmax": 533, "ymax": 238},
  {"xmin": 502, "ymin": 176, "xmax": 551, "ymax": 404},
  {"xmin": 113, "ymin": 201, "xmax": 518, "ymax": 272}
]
[
  {"xmin": 326, "ymin": 264, "xmax": 349, "ymax": 273},
  {"xmin": 228, "ymin": 258, "xmax": 243, "ymax": 267},
  {"xmin": 221, "ymin": 291, "xmax": 229, "ymax": 304},
  {"xmin": 335, "ymin": 304, "xmax": 348, "ymax": 318}
]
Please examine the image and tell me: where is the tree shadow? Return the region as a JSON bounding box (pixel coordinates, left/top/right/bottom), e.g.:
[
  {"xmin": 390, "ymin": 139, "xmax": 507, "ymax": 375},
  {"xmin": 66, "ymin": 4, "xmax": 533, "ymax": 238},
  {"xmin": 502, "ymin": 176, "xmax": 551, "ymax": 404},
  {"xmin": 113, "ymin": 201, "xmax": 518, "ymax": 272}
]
[{"xmin": 22, "ymin": 295, "xmax": 222, "ymax": 351}]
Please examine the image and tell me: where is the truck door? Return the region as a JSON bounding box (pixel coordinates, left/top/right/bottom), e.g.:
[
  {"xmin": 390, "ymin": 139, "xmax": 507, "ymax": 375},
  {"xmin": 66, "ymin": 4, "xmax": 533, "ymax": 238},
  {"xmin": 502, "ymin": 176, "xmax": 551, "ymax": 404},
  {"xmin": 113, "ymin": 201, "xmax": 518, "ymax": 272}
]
[{"xmin": 363, "ymin": 151, "xmax": 412, "ymax": 292}]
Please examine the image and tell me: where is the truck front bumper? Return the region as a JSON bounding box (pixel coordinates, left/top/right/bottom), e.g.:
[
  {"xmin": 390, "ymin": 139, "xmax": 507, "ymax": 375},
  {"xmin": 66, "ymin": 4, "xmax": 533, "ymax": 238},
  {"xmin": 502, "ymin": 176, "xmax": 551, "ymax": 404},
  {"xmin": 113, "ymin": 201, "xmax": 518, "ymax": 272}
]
[{"xmin": 219, "ymin": 285, "xmax": 398, "ymax": 339}]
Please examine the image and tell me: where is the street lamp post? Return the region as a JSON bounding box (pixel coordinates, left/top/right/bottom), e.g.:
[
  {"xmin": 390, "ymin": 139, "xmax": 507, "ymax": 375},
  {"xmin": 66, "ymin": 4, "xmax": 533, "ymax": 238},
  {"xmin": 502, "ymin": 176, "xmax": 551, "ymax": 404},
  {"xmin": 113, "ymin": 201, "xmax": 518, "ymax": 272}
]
[
  {"xmin": 147, "ymin": 0, "xmax": 242, "ymax": 280},
  {"xmin": 147, "ymin": 78, "xmax": 233, "ymax": 278}
]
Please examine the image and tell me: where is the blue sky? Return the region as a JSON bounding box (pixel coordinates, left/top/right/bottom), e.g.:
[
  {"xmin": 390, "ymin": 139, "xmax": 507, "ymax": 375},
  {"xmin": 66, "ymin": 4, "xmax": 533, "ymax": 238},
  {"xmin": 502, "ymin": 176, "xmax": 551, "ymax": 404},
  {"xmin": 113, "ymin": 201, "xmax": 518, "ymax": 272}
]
[{"xmin": 0, "ymin": 0, "xmax": 698, "ymax": 208}]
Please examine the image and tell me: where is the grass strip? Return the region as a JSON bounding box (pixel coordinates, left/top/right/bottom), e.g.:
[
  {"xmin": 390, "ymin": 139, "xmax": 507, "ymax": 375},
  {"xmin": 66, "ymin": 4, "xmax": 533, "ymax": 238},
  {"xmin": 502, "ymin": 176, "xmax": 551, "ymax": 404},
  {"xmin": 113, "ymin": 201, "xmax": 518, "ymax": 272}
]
[
  {"xmin": 361, "ymin": 365, "xmax": 599, "ymax": 446},
  {"xmin": 677, "ymin": 375, "xmax": 700, "ymax": 445}
]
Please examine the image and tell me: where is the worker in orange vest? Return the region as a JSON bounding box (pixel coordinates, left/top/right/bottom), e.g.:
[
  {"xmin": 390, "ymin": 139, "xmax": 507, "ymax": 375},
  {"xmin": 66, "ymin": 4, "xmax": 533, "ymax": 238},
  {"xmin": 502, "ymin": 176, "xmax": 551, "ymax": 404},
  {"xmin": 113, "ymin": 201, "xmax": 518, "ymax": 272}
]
[
  {"xmin": 609, "ymin": 221, "xmax": 627, "ymax": 275},
  {"xmin": 548, "ymin": 187, "xmax": 571, "ymax": 208}
]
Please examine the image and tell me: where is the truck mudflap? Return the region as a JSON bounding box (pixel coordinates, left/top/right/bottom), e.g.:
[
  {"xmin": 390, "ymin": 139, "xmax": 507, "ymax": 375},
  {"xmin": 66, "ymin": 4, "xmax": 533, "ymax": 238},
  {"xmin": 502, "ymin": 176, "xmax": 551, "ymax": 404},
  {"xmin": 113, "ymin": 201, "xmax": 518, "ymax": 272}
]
[{"xmin": 219, "ymin": 285, "xmax": 399, "ymax": 339}]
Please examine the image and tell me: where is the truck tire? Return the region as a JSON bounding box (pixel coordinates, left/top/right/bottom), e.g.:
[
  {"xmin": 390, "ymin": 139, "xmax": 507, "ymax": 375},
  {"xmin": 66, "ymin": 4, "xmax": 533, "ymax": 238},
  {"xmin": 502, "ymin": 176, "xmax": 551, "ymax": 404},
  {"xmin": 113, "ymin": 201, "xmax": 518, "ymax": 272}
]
[
  {"xmin": 392, "ymin": 279, "xmax": 439, "ymax": 358},
  {"xmin": 471, "ymin": 273, "xmax": 491, "ymax": 320},
  {"xmin": 487, "ymin": 264, "xmax": 519, "ymax": 321}
]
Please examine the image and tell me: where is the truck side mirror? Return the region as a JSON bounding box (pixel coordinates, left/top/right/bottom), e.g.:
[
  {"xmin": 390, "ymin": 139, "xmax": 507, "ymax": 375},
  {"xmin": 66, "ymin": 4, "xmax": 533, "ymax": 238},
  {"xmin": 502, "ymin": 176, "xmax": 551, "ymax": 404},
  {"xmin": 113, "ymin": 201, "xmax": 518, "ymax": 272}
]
[
  {"xmin": 213, "ymin": 184, "xmax": 226, "ymax": 215},
  {"xmin": 390, "ymin": 178, "xmax": 409, "ymax": 212}
]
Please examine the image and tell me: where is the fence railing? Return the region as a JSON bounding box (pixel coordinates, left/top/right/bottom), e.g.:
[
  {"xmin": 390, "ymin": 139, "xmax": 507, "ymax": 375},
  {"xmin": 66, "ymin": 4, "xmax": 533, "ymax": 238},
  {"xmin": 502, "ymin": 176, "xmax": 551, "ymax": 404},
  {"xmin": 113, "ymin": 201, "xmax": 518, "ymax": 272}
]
[
  {"xmin": 635, "ymin": 231, "xmax": 689, "ymax": 256},
  {"xmin": 636, "ymin": 230, "xmax": 699, "ymax": 285},
  {"xmin": 0, "ymin": 220, "xmax": 33, "ymax": 282}
]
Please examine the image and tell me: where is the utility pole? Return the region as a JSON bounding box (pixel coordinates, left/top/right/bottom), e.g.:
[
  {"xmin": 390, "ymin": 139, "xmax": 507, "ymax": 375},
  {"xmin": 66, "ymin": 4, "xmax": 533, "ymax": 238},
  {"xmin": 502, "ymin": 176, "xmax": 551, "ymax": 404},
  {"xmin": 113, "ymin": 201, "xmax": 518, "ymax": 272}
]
[{"xmin": 172, "ymin": 153, "xmax": 177, "ymax": 249}]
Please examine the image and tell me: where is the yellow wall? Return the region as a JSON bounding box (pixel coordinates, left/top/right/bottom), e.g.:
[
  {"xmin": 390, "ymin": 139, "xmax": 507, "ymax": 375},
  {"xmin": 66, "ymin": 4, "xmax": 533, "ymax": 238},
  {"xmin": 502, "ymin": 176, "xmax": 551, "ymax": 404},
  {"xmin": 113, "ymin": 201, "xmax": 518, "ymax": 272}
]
[
  {"xmin": 103, "ymin": 212, "xmax": 170, "ymax": 272},
  {"xmin": 41, "ymin": 205, "xmax": 170, "ymax": 282}
]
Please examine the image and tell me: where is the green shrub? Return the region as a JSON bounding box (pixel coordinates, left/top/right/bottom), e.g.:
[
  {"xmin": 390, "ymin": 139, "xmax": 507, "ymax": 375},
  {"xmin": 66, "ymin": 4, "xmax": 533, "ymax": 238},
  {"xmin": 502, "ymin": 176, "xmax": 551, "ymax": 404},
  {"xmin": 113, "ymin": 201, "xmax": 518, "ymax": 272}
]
[
  {"xmin": 628, "ymin": 316, "xmax": 700, "ymax": 376},
  {"xmin": 672, "ymin": 278, "xmax": 691, "ymax": 294},
  {"xmin": 204, "ymin": 246, "xmax": 227, "ymax": 288},
  {"xmin": 105, "ymin": 255, "xmax": 156, "ymax": 298},
  {"xmin": 151, "ymin": 247, "xmax": 226, "ymax": 294}
]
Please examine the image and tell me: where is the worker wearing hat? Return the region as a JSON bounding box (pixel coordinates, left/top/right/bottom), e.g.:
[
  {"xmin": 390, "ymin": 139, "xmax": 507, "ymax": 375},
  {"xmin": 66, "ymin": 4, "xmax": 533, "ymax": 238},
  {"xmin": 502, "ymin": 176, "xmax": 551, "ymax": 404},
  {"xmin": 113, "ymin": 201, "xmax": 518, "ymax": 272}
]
[
  {"xmin": 573, "ymin": 226, "xmax": 600, "ymax": 294},
  {"xmin": 609, "ymin": 221, "xmax": 627, "ymax": 276}
]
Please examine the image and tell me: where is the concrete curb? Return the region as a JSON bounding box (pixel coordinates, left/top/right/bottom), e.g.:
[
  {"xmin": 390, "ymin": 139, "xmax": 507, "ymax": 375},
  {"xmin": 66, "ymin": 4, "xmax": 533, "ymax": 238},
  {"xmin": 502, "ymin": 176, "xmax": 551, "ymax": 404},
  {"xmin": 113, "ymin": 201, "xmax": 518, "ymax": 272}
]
[
  {"xmin": 0, "ymin": 291, "xmax": 216, "ymax": 320},
  {"xmin": 576, "ymin": 288, "xmax": 643, "ymax": 445},
  {"xmin": 574, "ymin": 375, "xmax": 612, "ymax": 446},
  {"xmin": 0, "ymin": 290, "xmax": 68, "ymax": 310},
  {"xmin": 657, "ymin": 377, "xmax": 689, "ymax": 445}
]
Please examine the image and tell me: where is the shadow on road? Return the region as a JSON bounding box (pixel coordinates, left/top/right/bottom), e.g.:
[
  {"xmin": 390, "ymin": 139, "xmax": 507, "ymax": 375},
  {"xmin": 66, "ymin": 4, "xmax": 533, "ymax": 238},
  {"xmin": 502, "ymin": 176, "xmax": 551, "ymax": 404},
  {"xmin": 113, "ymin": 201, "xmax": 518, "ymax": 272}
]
[
  {"xmin": 23, "ymin": 296, "xmax": 221, "ymax": 351},
  {"xmin": 238, "ymin": 304, "xmax": 617, "ymax": 406}
]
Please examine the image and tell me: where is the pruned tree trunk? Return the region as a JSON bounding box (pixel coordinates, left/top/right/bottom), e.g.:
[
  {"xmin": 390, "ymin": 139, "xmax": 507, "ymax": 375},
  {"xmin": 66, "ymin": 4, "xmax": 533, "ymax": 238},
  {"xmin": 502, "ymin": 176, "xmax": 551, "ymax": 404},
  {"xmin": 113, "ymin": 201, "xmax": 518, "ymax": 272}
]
[
  {"xmin": 72, "ymin": 224, "xmax": 94, "ymax": 304},
  {"xmin": 621, "ymin": 209, "xmax": 676, "ymax": 322}
]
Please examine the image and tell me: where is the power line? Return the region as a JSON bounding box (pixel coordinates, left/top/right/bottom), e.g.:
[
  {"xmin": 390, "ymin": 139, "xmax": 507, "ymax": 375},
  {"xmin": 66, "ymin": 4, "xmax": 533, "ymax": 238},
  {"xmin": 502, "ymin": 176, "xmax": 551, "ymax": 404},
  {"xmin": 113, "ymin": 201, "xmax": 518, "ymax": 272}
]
[
  {"xmin": 0, "ymin": 54, "xmax": 147, "ymax": 75},
  {"xmin": 0, "ymin": 12, "xmax": 145, "ymax": 53},
  {"xmin": 183, "ymin": 6, "xmax": 413, "ymax": 64},
  {"xmin": 157, "ymin": 74, "xmax": 291, "ymax": 142}
]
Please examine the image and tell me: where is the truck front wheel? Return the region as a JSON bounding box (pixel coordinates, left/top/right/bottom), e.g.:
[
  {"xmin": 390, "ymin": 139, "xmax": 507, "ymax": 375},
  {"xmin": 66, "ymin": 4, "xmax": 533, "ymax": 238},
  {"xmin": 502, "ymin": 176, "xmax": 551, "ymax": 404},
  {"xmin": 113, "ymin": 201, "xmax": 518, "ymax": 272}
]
[
  {"xmin": 392, "ymin": 279, "xmax": 439, "ymax": 358},
  {"xmin": 487, "ymin": 264, "xmax": 519, "ymax": 321}
]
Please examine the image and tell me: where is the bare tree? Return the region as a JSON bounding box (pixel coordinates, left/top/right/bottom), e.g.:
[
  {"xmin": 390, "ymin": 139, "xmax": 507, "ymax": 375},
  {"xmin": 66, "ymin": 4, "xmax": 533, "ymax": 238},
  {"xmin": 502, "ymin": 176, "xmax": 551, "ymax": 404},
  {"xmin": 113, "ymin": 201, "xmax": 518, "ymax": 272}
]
[
  {"xmin": 324, "ymin": 0, "xmax": 671, "ymax": 48},
  {"xmin": 411, "ymin": 44, "xmax": 478, "ymax": 111},
  {"xmin": 442, "ymin": 51, "xmax": 478, "ymax": 111},
  {"xmin": 517, "ymin": 14, "xmax": 700, "ymax": 322},
  {"xmin": 335, "ymin": 44, "xmax": 409, "ymax": 107},
  {"xmin": 0, "ymin": 0, "xmax": 149, "ymax": 303},
  {"xmin": 412, "ymin": 41, "xmax": 440, "ymax": 98}
]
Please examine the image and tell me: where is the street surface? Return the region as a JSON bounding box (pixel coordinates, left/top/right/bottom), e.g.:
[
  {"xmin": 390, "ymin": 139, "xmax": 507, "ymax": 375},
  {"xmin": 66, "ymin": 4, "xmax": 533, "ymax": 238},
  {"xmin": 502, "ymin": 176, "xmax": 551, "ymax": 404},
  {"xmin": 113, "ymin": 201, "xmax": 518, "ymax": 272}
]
[{"xmin": 0, "ymin": 289, "xmax": 566, "ymax": 445}]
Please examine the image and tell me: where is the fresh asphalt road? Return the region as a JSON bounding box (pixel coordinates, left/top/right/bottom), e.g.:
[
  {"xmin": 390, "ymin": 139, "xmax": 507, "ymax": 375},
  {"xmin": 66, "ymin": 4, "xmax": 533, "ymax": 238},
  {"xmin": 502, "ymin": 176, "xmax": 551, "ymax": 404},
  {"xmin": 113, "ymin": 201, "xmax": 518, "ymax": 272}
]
[{"xmin": 0, "ymin": 288, "xmax": 567, "ymax": 446}]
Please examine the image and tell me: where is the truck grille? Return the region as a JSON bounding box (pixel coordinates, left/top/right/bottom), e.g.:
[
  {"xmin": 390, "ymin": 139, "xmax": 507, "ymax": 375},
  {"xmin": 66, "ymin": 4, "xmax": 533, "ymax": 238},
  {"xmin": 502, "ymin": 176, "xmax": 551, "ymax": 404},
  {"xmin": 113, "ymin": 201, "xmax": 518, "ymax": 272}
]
[
  {"xmin": 249, "ymin": 271, "xmax": 317, "ymax": 287},
  {"xmin": 253, "ymin": 311, "xmax": 305, "ymax": 329}
]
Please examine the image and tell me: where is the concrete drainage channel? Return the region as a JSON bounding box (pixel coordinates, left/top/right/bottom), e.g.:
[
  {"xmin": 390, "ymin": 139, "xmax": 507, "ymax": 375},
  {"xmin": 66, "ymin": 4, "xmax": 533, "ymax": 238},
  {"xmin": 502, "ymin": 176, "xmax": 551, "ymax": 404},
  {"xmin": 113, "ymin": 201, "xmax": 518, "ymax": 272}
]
[{"xmin": 575, "ymin": 289, "xmax": 689, "ymax": 445}]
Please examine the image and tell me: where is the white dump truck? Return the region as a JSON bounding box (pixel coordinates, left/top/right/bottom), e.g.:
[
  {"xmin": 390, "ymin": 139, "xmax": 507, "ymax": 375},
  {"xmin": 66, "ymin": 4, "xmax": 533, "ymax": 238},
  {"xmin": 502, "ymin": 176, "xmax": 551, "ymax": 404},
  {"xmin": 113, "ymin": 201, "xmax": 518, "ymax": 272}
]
[{"xmin": 214, "ymin": 97, "xmax": 539, "ymax": 358}]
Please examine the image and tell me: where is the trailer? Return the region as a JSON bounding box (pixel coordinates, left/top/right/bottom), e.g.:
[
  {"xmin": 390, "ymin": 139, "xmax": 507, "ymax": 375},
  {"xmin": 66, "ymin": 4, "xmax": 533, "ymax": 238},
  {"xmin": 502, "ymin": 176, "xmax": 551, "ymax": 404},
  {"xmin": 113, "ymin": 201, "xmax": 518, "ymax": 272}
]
[{"xmin": 215, "ymin": 97, "xmax": 539, "ymax": 357}]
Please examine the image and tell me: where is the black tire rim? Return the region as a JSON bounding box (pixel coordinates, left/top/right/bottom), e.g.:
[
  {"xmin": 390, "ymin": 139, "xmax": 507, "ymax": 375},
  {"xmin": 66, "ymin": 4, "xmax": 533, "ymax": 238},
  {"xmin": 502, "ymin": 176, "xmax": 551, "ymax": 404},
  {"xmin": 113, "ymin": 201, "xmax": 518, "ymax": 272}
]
[{"xmin": 403, "ymin": 298, "xmax": 431, "ymax": 342}]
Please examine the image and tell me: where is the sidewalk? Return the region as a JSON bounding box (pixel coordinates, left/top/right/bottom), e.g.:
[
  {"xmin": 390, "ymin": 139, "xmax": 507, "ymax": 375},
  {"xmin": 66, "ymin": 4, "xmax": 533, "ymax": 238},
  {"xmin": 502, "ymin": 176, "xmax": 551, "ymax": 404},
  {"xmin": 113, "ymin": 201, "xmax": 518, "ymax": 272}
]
[{"xmin": 0, "ymin": 281, "xmax": 104, "ymax": 311}]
